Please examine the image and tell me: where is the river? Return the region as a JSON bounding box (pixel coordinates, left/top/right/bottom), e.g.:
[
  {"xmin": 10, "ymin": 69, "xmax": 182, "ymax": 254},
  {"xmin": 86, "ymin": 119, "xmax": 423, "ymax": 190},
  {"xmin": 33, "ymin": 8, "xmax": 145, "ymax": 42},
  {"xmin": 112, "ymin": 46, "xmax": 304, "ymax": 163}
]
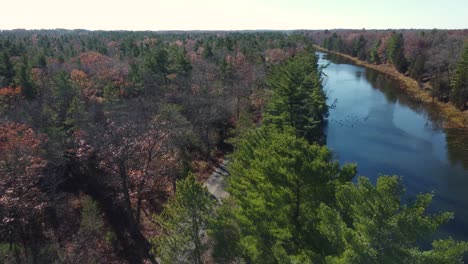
[{"xmin": 318, "ymin": 52, "xmax": 468, "ymax": 241}]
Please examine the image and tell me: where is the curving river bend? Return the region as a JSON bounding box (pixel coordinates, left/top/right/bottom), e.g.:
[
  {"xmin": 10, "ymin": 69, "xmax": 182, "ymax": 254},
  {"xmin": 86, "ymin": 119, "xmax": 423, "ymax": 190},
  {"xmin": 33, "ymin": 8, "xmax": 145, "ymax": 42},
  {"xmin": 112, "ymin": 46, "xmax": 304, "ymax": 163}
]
[{"xmin": 318, "ymin": 52, "xmax": 468, "ymax": 241}]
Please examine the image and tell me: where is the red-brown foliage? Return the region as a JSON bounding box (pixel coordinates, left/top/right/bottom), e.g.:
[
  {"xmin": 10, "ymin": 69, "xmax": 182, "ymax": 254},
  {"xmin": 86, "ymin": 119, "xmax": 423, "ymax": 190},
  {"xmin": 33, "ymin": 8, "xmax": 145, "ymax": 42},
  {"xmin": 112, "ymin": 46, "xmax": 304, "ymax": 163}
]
[
  {"xmin": 0, "ymin": 86, "xmax": 22, "ymax": 98},
  {"xmin": 265, "ymin": 48, "xmax": 288, "ymax": 64},
  {"xmin": 0, "ymin": 122, "xmax": 47, "ymax": 241}
]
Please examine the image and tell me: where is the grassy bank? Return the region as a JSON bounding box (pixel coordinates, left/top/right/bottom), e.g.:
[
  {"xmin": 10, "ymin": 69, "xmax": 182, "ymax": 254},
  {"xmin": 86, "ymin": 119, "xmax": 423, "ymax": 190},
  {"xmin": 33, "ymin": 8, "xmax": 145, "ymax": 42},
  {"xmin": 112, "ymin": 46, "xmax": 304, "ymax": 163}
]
[{"xmin": 314, "ymin": 45, "xmax": 468, "ymax": 128}]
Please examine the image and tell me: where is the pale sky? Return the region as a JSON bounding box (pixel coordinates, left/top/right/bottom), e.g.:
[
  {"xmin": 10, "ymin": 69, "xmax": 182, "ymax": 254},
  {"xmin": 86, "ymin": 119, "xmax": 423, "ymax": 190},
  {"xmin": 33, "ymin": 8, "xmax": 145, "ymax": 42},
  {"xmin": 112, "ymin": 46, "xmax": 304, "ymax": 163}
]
[{"xmin": 1, "ymin": 0, "xmax": 467, "ymax": 31}]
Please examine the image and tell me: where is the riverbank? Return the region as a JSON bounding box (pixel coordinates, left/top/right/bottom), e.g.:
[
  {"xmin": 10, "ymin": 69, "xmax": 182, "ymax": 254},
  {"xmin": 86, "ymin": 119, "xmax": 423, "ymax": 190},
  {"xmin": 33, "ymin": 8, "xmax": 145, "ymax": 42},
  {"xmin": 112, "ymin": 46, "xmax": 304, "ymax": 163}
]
[{"xmin": 314, "ymin": 45, "xmax": 468, "ymax": 128}]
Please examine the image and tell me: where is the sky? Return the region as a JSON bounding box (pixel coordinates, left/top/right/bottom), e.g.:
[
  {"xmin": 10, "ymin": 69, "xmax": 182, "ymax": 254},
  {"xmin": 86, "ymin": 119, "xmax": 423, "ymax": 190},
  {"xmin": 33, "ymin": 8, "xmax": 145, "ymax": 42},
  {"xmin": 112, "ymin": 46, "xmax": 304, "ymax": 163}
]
[{"xmin": 1, "ymin": 0, "xmax": 467, "ymax": 31}]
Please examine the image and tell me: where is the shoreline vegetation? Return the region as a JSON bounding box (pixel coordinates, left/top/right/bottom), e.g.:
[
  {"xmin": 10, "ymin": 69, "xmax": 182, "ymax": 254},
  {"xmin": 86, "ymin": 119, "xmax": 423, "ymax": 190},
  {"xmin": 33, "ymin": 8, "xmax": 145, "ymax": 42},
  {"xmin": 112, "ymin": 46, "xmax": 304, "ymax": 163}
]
[{"xmin": 314, "ymin": 45, "xmax": 468, "ymax": 129}]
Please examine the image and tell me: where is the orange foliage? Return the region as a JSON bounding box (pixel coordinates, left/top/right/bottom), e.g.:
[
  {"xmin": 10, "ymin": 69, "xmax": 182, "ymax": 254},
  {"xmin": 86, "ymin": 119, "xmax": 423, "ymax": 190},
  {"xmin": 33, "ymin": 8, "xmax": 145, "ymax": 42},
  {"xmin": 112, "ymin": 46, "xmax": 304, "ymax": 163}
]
[
  {"xmin": 71, "ymin": 69, "xmax": 88, "ymax": 80},
  {"xmin": 73, "ymin": 53, "xmax": 131, "ymax": 100},
  {"xmin": 71, "ymin": 69, "xmax": 92, "ymax": 89},
  {"xmin": 78, "ymin": 52, "xmax": 115, "ymax": 78},
  {"xmin": 79, "ymin": 51, "xmax": 112, "ymax": 68},
  {"xmin": 107, "ymin": 41, "xmax": 118, "ymax": 48},
  {"xmin": 188, "ymin": 51, "xmax": 201, "ymax": 63},
  {"xmin": 0, "ymin": 122, "xmax": 44, "ymax": 162},
  {"xmin": 166, "ymin": 73, "xmax": 177, "ymax": 80},
  {"xmin": 30, "ymin": 67, "xmax": 43, "ymax": 80},
  {"xmin": 70, "ymin": 69, "xmax": 99, "ymax": 100},
  {"xmin": 173, "ymin": 40, "xmax": 184, "ymax": 47},
  {"xmin": 0, "ymin": 86, "xmax": 22, "ymax": 98}
]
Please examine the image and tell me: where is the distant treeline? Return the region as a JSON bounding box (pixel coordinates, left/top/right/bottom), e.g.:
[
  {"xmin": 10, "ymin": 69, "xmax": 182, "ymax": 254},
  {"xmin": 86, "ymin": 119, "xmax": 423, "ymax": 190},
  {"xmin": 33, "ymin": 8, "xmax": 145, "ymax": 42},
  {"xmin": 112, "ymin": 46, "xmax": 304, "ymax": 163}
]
[{"xmin": 309, "ymin": 29, "xmax": 468, "ymax": 109}]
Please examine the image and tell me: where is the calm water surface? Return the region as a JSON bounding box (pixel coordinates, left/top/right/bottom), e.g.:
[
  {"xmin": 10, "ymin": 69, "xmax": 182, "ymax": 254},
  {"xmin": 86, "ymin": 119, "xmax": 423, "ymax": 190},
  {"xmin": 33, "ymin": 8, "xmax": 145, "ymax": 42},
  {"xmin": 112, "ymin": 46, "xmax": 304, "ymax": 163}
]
[{"xmin": 318, "ymin": 52, "xmax": 468, "ymax": 241}]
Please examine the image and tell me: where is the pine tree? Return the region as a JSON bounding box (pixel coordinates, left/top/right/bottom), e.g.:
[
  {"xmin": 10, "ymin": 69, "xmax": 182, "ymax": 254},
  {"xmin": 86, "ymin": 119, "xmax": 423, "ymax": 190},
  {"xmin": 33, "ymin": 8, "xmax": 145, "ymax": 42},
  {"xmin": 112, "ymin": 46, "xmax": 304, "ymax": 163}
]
[
  {"xmin": 386, "ymin": 33, "xmax": 408, "ymax": 73},
  {"xmin": 318, "ymin": 176, "xmax": 468, "ymax": 263},
  {"xmin": 80, "ymin": 196, "xmax": 104, "ymax": 236},
  {"xmin": 264, "ymin": 53, "xmax": 328, "ymax": 142},
  {"xmin": 352, "ymin": 35, "xmax": 367, "ymax": 60},
  {"xmin": 202, "ymin": 43, "xmax": 214, "ymax": 59},
  {"xmin": 0, "ymin": 51, "xmax": 15, "ymax": 87},
  {"xmin": 35, "ymin": 53, "xmax": 47, "ymax": 69},
  {"xmin": 64, "ymin": 96, "xmax": 87, "ymax": 130},
  {"xmin": 218, "ymin": 57, "xmax": 234, "ymax": 85},
  {"xmin": 174, "ymin": 47, "xmax": 192, "ymax": 75},
  {"xmin": 16, "ymin": 58, "xmax": 37, "ymax": 100},
  {"xmin": 451, "ymin": 42, "xmax": 468, "ymax": 109},
  {"xmin": 369, "ymin": 40, "xmax": 381, "ymax": 64},
  {"xmin": 211, "ymin": 127, "xmax": 468, "ymax": 263},
  {"xmin": 210, "ymin": 127, "xmax": 356, "ymax": 263},
  {"xmin": 144, "ymin": 45, "xmax": 169, "ymax": 87},
  {"xmin": 153, "ymin": 174, "xmax": 214, "ymax": 264},
  {"xmin": 410, "ymin": 53, "xmax": 426, "ymax": 81}
]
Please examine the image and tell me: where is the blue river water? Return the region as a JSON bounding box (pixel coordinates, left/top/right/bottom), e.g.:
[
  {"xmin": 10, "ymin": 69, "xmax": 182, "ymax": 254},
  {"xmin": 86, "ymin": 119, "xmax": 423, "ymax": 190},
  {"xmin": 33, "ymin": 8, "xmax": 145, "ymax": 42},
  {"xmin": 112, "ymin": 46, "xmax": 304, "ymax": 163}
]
[{"xmin": 318, "ymin": 52, "xmax": 468, "ymax": 241}]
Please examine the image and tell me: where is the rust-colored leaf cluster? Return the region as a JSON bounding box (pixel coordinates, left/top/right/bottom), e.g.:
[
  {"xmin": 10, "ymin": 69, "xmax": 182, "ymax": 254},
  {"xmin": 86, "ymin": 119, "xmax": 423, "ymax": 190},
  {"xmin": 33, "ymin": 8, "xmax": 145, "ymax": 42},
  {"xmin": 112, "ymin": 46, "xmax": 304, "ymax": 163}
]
[
  {"xmin": 0, "ymin": 122, "xmax": 47, "ymax": 238},
  {"xmin": 0, "ymin": 86, "xmax": 22, "ymax": 98}
]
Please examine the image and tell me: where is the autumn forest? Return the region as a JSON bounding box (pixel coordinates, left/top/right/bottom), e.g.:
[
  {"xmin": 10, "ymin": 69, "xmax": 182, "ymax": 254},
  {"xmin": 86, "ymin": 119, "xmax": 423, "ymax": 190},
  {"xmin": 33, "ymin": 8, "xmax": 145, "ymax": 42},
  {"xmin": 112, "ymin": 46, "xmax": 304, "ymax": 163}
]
[{"xmin": 1, "ymin": 29, "xmax": 468, "ymax": 263}]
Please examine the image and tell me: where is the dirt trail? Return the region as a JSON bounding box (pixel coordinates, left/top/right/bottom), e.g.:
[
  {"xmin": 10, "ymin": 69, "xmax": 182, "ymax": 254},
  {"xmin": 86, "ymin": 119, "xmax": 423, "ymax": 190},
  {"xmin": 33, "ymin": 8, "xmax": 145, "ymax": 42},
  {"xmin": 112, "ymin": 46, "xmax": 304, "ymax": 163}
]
[{"xmin": 204, "ymin": 160, "xmax": 229, "ymax": 201}]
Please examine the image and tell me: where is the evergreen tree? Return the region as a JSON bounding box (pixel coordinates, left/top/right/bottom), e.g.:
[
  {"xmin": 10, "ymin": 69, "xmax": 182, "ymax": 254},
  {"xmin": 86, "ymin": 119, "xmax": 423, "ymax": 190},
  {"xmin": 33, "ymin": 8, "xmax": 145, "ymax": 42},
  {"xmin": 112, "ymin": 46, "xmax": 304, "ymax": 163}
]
[
  {"xmin": 174, "ymin": 47, "xmax": 192, "ymax": 75},
  {"xmin": 318, "ymin": 176, "xmax": 468, "ymax": 263},
  {"xmin": 218, "ymin": 57, "xmax": 234, "ymax": 85},
  {"xmin": 16, "ymin": 58, "xmax": 37, "ymax": 100},
  {"xmin": 323, "ymin": 37, "xmax": 330, "ymax": 50},
  {"xmin": 264, "ymin": 53, "xmax": 328, "ymax": 142},
  {"xmin": 410, "ymin": 53, "xmax": 426, "ymax": 81},
  {"xmin": 80, "ymin": 196, "xmax": 104, "ymax": 236},
  {"xmin": 451, "ymin": 42, "xmax": 468, "ymax": 109},
  {"xmin": 369, "ymin": 40, "xmax": 381, "ymax": 64},
  {"xmin": 153, "ymin": 174, "xmax": 214, "ymax": 264},
  {"xmin": 53, "ymin": 71, "xmax": 75, "ymax": 120},
  {"xmin": 352, "ymin": 35, "xmax": 367, "ymax": 60},
  {"xmin": 210, "ymin": 127, "xmax": 356, "ymax": 263},
  {"xmin": 202, "ymin": 43, "xmax": 214, "ymax": 59},
  {"xmin": 144, "ymin": 45, "xmax": 169, "ymax": 87},
  {"xmin": 211, "ymin": 127, "xmax": 468, "ymax": 263},
  {"xmin": 128, "ymin": 62, "xmax": 143, "ymax": 93},
  {"xmin": 34, "ymin": 52, "xmax": 47, "ymax": 69},
  {"xmin": 64, "ymin": 96, "xmax": 87, "ymax": 130},
  {"xmin": 45, "ymin": 71, "xmax": 76, "ymax": 141},
  {"xmin": 386, "ymin": 33, "xmax": 408, "ymax": 73},
  {"xmin": 325, "ymin": 33, "xmax": 344, "ymax": 52},
  {"xmin": 225, "ymin": 37, "xmax": 234, "ymax": 51},
  {"xmin": 0, "ymin": 51, "xmax": 15, "ymax": 87}
]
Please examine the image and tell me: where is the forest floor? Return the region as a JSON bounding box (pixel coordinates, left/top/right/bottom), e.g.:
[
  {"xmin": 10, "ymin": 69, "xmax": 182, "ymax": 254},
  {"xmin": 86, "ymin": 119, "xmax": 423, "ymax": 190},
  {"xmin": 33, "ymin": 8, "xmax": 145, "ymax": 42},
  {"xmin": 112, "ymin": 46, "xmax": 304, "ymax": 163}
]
[{"xmin": 314, "ymin": 45, "xmax": 468, "ymax": 129}]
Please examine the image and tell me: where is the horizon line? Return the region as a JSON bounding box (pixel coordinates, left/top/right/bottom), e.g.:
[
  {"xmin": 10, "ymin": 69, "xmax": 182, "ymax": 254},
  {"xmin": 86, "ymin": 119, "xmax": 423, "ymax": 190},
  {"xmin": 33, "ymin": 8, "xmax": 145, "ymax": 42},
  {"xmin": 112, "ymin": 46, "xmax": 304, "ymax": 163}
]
[{"xmin": 1, "ymin": 28, "xmax": 468, "ymax": 32}]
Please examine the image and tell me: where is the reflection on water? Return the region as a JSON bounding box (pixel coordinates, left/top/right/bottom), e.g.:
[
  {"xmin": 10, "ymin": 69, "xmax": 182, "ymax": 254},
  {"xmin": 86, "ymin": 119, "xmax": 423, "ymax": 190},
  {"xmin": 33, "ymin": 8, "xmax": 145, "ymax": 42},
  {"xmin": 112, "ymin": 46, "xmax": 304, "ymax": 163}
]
[
  {"xmin": 318, "ymin": 52, "xmax": 468, "ymax": 241},
  {"xmin": 446, "ymin": 128, "xmax": 468, "ymax": 169}
]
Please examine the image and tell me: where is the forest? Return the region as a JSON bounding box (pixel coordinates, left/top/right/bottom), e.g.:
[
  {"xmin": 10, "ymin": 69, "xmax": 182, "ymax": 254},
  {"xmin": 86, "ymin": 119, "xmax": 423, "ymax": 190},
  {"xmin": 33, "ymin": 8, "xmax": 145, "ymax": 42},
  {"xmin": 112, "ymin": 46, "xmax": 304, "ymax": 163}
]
[{"xmin": 0, "ymin": 29, "xmax": 467, "ymax": 263}]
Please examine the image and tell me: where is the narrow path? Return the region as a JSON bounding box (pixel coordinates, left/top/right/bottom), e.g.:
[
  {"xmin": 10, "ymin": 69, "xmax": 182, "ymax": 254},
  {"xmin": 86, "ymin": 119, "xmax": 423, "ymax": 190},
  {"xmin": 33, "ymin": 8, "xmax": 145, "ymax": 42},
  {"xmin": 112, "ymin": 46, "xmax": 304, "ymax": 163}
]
[{"xmin": 204, "ymin": 160, "xmax": 229, "ymax": 201}]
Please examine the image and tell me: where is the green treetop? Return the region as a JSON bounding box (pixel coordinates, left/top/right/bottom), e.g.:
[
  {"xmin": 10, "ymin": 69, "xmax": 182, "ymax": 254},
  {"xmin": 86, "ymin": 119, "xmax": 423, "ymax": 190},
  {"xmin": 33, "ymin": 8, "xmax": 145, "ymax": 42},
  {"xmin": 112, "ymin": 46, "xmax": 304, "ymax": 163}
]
[
  {"xmin": 386, "ymin": 33, "xmax": 408, "ymax": 73},
  {"xmin": 210, "ymin": 126, "xmax": 468, "ymax": 263},
  {"xmin": 319, "ymin": 175, "xmax": 467, "ymax": 263},
  {"xmin": 264, "ymin": 53, "xmax": 328, "ymax": 143},
  {"xmin": 153, "ymin": 174, "xmax": 214, "ymax": 264},
  {"xmin": 210, "ymin": 126, "xmax": 356, "ymax": 263},
  {"xmin": 451, "ymin": 42, "xmax": 468, "ymax": 109}
]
